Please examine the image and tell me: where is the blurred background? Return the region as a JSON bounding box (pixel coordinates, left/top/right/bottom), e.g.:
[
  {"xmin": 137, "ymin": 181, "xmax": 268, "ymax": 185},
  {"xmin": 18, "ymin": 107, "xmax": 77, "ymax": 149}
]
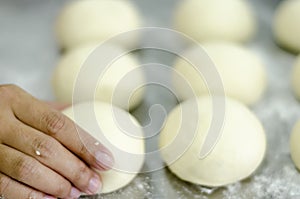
[{"xmin": 0, "ymin": 0, "xmax": 282, "ymax": 100}]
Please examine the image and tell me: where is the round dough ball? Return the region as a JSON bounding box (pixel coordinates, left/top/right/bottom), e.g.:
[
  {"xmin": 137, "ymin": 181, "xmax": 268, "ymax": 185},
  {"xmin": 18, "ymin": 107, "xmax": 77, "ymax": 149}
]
[
  {"xmin": 173, "ymin": 42, "xmax": 267, "ymax": 106},
  {"xmin": 174, "ymin": 0, "xmax": 256, "ymax": 43},
  {"xmin": 63, "ymin": 101, "xmax": 145, "ymax": 193},
  {"xmin": 292, "ymin": 55, "xmax": 300, "ymax": 100},
  {"xmin": 291, "ymin": 121, "xmax": 300, "ymax": 170},
  {"xmin": 273, "ymin": 0, "xmax": 300, "ymax": 53},
  {"xmin": 159, "ymin": 96, "xmax": 266, "ymax": 187},
  {"xmin": 56, "ymin": 0, "xmax": 142, "ymax": 50},
  {"xmin": 52, "ymin": 43, "xmax": 145, "ymax": 110}
]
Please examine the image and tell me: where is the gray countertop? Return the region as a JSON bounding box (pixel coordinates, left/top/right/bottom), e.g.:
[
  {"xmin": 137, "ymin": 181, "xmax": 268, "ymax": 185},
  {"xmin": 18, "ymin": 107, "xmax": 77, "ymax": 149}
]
[{"xmin": 1, "ymin": 0, "xmax": 300, "ymax": 198}]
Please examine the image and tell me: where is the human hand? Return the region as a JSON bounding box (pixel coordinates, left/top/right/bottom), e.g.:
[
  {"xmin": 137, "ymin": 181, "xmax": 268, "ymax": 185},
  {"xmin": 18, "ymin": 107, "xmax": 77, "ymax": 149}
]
[{"xmin": 0, "ymin": 85, "xmax": 114, "ymax": 199}]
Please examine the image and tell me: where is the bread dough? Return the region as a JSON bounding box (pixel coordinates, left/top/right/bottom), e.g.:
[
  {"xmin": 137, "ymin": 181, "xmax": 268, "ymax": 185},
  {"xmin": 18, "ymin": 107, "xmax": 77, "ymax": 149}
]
[
  {"xmin": 292, "ymin": 55, "xmax": 300, "ymax": 100},
  {"xmin": 55, "ymin": 0, "xmax": 142, "ymax": 50},
  {"xmin": 174, "ymin": 0, "xmax": 256, "ymax": 43},
  {"xmin": 290, "ymin": 121, "xmax": 300, "ymax": 169},
  {"xmin": 159, "ymin": 96, "xmax": 266, "ymax": 187},
  {"xmin": 291, "ymin": 121, "xmax": 300, "ymax": 170},
  {"xmin": 52, "ymin": 43, "xmax": 145, "ymax": 110},
  {"xmin": 62, "ymin": 102, "xmax": 145, "ymax": 193},
  {"xmin": 173, "ymin": 42, "xmax": 267, "ymax": 106},
  {"xmin": 273, "ymin": 0, "xmax": 300, "ymax": 53}
]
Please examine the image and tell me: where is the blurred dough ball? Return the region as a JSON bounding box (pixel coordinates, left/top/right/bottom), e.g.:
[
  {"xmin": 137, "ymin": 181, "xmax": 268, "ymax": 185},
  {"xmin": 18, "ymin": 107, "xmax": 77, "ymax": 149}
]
[
  {"xmin": 52, "ymin": 43, "xmax": 145, "ymax": 110},
  {"xmin": 290, "ymin": 121, "xmax": 300, "ymax": 170},
  {"xmin": 56, "ymin": 0, "xmax": 142, "ymax": 50},
  {"xmin": 63, "ymin": 102, "xmax": 145, "ymax": 193},
  {"xmin": 173, "ymin": 42, "xmax": 267, "ymax": 106},
  {"xmin": 292, "ymin": 55, "xmax": 300, "ymax": 100},
  {"xmin": 159, "ymin": 96, "xmax": 266, "ymax": 187},
  {"xmin": 174, "ymin": 0, "xmax": 256, "ymax": 43},
  {"xmin": 273, "ymin": 0, "xmax": 300, "ymax": 53}
]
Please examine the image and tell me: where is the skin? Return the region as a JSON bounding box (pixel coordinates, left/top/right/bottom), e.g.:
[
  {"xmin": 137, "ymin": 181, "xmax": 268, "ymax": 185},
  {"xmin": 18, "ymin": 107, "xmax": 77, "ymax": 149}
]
[{"xmin": 0, "ymin": 84, "xmax": 114, "ymax": 199}]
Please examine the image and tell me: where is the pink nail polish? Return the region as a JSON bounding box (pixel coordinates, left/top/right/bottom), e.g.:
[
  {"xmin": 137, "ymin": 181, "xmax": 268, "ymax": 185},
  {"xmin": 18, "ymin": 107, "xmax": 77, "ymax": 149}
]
[
  {"xmin": 95, "ymin": 151, "xmax": 114, "ymax": 169},
  {"xmin": 88, "ymin": 175, "xmax": 101, "ymax": 194},
  {"xmin": 69, "ymin": 187, "xmax": 81, "ymax": 198},
  {"xmin": 44, "ymin": 195, "xmax": 56, "ymax": 199}
]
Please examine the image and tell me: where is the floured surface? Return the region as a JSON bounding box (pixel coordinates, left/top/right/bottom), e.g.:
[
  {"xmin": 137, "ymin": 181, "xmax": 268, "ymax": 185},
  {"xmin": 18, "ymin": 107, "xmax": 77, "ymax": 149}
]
[{"xmin": 94, "ymin": 0, "xmax": 300, "ymax": 198}]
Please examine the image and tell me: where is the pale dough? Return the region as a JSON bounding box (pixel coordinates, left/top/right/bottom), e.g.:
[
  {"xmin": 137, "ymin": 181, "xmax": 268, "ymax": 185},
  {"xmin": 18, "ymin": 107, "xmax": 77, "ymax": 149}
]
[
  {"xmin": 63, "ymin": 102, "xmax": 145, "ymax": 193},
  {"xmin": 292, "ymin": 53, "xmax": 300, "ymax": 100},
  {"xmin": 56, "ymin": 0, "xmax": 142, "ymax": 50},
  {"xmin": 273, "ymin": 0, "xmax": 300, "ymax": 53},
  {"xmin": 173, "ymin": 42, "xmax": 267, "ymax": 106},
  {"xmin": 290, "ymin": 121, "xmax": 300, "ymax": 170},
  {"xmin": 159, "ymin": 96, "xmax": 266, "ymax": 187},
  {"xmin": 174, "ymin": 0, "xmax": 256, "ymax": 43},
  {"xmin": 52, "ymin": 43, "xmax": 145, "ymax": 111}
]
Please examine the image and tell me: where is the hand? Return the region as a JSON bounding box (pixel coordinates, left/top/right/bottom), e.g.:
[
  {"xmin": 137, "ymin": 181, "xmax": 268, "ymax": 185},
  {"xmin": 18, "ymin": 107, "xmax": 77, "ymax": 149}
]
[
  {"xmin": 46, "ymin": 102, "xmax": 70, "ymax": 111},
  {"xmin": 0, "ymin": 85, "xmax": 114, "ymax": 199}
]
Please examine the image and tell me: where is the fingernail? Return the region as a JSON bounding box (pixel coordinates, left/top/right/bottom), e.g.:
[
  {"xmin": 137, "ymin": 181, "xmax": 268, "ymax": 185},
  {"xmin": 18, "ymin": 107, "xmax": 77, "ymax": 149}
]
[
  {"xmin": 95, "ymin": 151, "xmax": 114, "ymax": 169},
  {"xmin": 88, "ymin": 175, "xmax": 101, "ymax": 194},
  {"xmin": 69, "ymin": 187, "xmax": 81, "ymax": 198},
  {"xmin": 44, "ymin": 196, "xmax": 56, "ymax": 199}
]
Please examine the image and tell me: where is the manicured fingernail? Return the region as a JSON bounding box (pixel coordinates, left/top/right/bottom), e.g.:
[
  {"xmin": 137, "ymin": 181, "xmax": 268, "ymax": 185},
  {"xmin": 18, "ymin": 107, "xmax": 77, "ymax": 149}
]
[
  {"xmin": 44, "ymin": 195, "xmax": 56, "ymax": 199},
  {"xmin": 69, "ymin": 187, "xmax": 81, "ymax": 198},
  {"xmin": 95, "ymin": 151, "xmax": 114, "ymax": 169},
  {"xmin": 88, "ymin": 175, "xmax": 101, "ymax": 194}
]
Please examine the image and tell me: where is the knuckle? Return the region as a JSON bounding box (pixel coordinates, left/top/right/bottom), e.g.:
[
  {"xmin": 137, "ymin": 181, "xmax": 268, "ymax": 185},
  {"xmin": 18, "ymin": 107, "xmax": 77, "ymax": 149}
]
[
  {"xmin": 32, "ymin": 136, "xmax": 57, "ymax": 159},
  {"xmin": 78, "ymin": 142, "xmax": 89, "ymax": 157},
  {"xmin": 73, "ymin": 161, "xmax": 89, "ymax": 182},
  {"xmin": 41, "ymin": 111, "xmax": 66, "ymax": 135},
  {"xmin": 13, "ymin": 157, "xmax": 38, "ymax": 181},
  {"xmin": 12, "ymin": 123, "xmax": 26, "ymax": 138},
  {"xmin": 27, "ymin": 189, "xmax": 43, "ymax": 199},
  {"xmin": 54, "ymin": 181, "xmax": 71, "ymax": 198},
  {"xmin": 0, "ymin": 84, "xmax": 18, "ymax": 100},
  {"xmin": 0, "ymin": 175, "xmax": 10, "ymax": 193}
]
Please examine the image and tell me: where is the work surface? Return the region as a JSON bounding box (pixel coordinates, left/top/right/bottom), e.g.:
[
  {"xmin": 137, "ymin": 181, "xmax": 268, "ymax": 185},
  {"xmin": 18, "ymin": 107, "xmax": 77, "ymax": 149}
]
[{"xmin": 1, "ymin": 0, "xmax": 300, "ymax": 198}]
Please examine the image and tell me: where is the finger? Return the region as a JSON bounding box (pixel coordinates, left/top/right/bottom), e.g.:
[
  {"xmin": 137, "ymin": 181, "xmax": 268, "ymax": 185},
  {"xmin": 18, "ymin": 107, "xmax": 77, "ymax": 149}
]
[
  {"xmin": 46, "ymin": 101, "xmax": 70, "ymax": 111},
  {"xmin": 0, "ymin": 172, "xmax": 55, "ymax": 199},
  {"xmin": 0, "ymin": 144, "xmax": 79, "ymax": 198},
  {"xmin": 10, "ymin": 86, "xmax": 114, "ymax": 170},
  {"xmin": 2, "ymin": 120, "xmax": 101, "ymax": 194}
]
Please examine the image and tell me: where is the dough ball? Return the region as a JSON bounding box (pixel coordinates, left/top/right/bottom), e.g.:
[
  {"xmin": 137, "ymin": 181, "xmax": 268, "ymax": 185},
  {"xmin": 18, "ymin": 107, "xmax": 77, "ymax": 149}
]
[
  {"xmin": 63, "ymin": 101, "xmax": 145, "ymax": 193},
  {"xmin": 173, "ymin": 42, "xmax": 267, "ymax": 106},
  {"xmin": 290, "ymin": 121, "xmax": 300, "ymax": 170},
  {"xmin": 56, "ymin": 0, "xmax": 142, "ymax": 50},
  {"xmin": 273, "ymin": 0, "xmax": 300, "ymax": 53},
  {"xmin": 174, "ymin": 0, "xmax": 256, "ymax": 43},
  {"xmin": 159, "ymin": 96, "xmax": 266, "ymax": 187},
  {"xmin": 52, "ymin": 43, "xmax": 145, "ymax": 111},
  {"xmin": 292, "ymin": 55, "xmax": 300, "ymax": 100}
]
